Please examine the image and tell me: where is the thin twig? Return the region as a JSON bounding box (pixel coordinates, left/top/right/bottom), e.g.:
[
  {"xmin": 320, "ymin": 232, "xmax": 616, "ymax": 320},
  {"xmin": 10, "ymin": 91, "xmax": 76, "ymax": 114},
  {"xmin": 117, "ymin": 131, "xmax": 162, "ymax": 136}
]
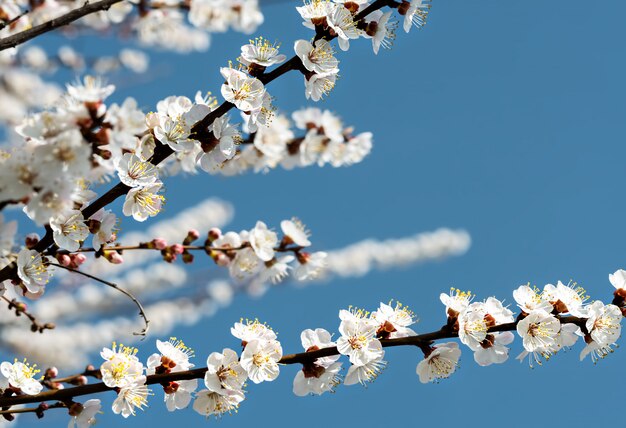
[
  {"xmin": 1, "ymin": 296, "xmax": 55, "ymax": 333},
  {"xmin": 0, "ymin": 402, "xmax": 66, "ymax": 416},
  {"xmin": 48, "ymin": 263, "xmax": 150, "ymax": 337},
  {"xmin": 0, "ymin": 0, "xmax": 125, "ymax": 52}
]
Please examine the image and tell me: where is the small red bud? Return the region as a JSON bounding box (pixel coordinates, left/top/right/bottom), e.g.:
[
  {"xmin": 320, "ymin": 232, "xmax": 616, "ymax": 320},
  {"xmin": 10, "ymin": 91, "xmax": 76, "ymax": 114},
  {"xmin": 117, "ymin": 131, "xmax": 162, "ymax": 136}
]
[
  {"xmin": 182, "ymin": 252, "xmax": 194, "ymax": 264},
  {"xmin": 25, "ymin": 233, "xmax": 40, "ymax": 249}
]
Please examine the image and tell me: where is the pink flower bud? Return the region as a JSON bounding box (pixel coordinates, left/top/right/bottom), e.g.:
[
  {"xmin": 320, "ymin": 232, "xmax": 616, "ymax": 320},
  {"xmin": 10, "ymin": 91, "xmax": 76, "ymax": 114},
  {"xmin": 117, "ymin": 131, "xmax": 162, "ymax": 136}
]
[
  {"xmin": 75, "ymin": 376, "xmax": 88, "ymax": 386},
  {"xmin": 171, "ymin": 244, "xmax": 184, "ymax": 255},
  {"xmin": 152, "ymin": 238, "xmax": 168, "ymax": 250},
  {"xmin": 72, "ymin": 254, "xmax": 87, "ymax": 266},
  {"xmin": 106, "ymin": 251, "xmax": 124, "ymax": 264},
  {"xmin": 45, "ymin": 367, "xmax": 58, "ymax": 379},
  {"xmin": 57, "ymin": 254, "xmax": 71, "ymax": 267}
]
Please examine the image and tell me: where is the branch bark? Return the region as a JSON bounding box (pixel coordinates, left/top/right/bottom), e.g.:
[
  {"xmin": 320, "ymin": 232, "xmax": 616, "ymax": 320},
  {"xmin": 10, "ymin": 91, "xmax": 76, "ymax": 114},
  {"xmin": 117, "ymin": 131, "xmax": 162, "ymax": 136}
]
[{"xmin": 0, "ymin": 0, "xmax": 126, "ymax": 52}]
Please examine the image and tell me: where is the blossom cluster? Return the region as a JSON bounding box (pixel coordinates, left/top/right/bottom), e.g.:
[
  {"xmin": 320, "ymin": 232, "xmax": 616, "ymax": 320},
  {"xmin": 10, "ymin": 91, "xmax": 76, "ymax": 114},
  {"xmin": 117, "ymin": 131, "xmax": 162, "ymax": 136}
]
[
  {"xmin": 1, "ymin": 268, "xmax": 624, "ymax": 423},
  {"xmin": 221, "ymin": 107, "xmax": 373, "ymax": 174},
  {"xmin": 8, "ymin": 216, "xmax": 325, "ymax": 302}
]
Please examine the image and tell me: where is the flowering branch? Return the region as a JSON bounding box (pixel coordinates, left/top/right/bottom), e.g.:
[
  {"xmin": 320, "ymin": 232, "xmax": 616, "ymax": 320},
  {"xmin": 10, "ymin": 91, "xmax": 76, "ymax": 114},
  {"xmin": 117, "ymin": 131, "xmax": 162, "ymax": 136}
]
[
  {"xmin": 0, "ymin": 0, "xmax": 397, "ymax": 286},
  {"xmin": 1, "ymin": 269, "xmax": 622, "ymax": 424},
  {"xmin": 0, "ymin": 313, "xmax": 594, "ymax": 408},
  {"xmin": 0, "ymin": 0, "xmax": 126, "ymax": 52}
]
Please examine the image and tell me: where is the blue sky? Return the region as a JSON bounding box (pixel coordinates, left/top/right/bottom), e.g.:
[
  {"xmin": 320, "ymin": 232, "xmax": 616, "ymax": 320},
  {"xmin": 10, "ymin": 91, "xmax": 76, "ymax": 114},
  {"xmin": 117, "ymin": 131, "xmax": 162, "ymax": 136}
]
[{"xmin": 12, "ymin": 0, "xmax": 626, "ymax": 426}]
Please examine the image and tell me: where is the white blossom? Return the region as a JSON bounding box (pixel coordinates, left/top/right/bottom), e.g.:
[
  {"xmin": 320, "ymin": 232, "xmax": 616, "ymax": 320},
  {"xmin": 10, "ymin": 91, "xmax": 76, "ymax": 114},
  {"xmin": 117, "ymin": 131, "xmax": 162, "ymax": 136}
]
[
  {"xmin": 122, "ymin": 183, "xmax": 165, "ymax": 222},
  {"xmin": 239, "ymin": 339, "xmax": 282, "ymax": 383},
  {"xmin": 416, "ymin": 342, "xmax": 461, "ymax": 383},
  {"xmin": 100, "ymin": 343, "xmax": 144, "ymax": 388},
  {"xmin": 403, "ymin": 0, "xmax": 430, "ymax": 33},
  {"xmin": 0, "ymin": 360, "xmax": 43, "ymax": 395},
  {"xmin": 220, "ymin": 68, "xmax": 266, "ymax": 112},
  {"xmin": 192, "ymin": 389, "xmax": 244, "ymax": 417},
  {"xmin": 112, "ymin": 377, "xmax": 150, "ymax": 418},
  {"xmin": 204, "ymin": 348, "xmax": 247, "ymax": 393},
  {"xmin": 116, "ymin": 153, "xmax": 159, "ymax": 188},
  {"xmin": 68, "ymin": 399, "xmax": 101, "ymax": 428},
  {"xmin": 16, "ymin": 249, "xmax": 51, "ymax": 293},
  {"xmin": 337, "ymin": 318, "xmax": 383, "ymax": 366},
  {"xmin": 240, "ymin": 37, "xmax": 286, "ymax": 67},
  {"xmin": 293, "ymin": 251, "xmax": 327, "ymax": 281},
  {"xmin": 281, "ymin": 219, "xmax": 311, "ymax": 247},
  {"xmin": 516, "ymin": 310, "xmax": 560, "ymax": 353},
  {"xmin": 249, "ymin": 221, "xmax": 278, "ymax": 261},
  {"xmin": 50, "ymin": 210, "xmax": 89, "ymax": 252}
]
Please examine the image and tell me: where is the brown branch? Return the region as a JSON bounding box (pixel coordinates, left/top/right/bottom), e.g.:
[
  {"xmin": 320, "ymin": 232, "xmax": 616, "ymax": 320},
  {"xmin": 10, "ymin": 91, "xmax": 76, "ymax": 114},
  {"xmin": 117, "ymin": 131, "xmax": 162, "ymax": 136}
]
[
  {"xmin": 1, "ymin": 296, "xmax": 55, "ymax": 333},
  {"xmin": 48, "ymin": 263, "xmax": 150, "ymax": 336},
  {"xmin": 0, "ymin": 401, "xmax": 66, "ymax": 416},
  {"xmin": 0, "ymin": 0, "xmax": 125, "ymax": 52},
  {"xmin": 72, "ymin": 244, "xmax": 302, "ymax": 253},
  {"xmin": 0, "ymin": 315, "xmax": 587, "ymax": 408}
]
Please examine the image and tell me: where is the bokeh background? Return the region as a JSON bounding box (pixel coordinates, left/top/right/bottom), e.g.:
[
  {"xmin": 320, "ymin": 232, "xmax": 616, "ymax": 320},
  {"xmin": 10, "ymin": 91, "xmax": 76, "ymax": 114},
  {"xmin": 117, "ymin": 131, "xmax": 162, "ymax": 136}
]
[{"xmin": 9, "ymin": 0, "xmax": 626, "ymax": 426}]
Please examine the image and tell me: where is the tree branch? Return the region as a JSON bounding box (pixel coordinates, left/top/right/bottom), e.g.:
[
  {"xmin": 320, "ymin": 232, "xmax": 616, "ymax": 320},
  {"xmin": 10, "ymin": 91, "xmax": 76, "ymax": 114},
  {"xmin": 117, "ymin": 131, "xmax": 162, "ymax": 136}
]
[
  {"xmin": 0, "ymin": 315, "xmax": 587, "ymax": 408},
  {"xmin": 48, "ymin": 263, "xmax": 150, "ymax": 336},
  {"xmin": 1, "ymin": 296, "xmax": 55, "ymax": 333},
  {"xmin": 0, "ymin": 0, "xmax": 126, "ymax": 52}
]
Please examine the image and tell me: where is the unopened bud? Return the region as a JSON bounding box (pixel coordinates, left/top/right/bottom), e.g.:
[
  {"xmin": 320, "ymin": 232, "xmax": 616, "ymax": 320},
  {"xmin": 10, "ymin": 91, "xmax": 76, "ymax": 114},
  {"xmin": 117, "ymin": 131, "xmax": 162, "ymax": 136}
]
[
  {"xmin": 57, "ymin": 254, "xmax": 71, "ymax": 267},
  {"xmin": 215, "ymin": 253, "xmax": 230, "ymax": 267},
  {"xmin": 74, "ymin": 376, "xmax": 88, "ymax": 386},
  {"xmin": 25, "ymin": 233, "xmax": 40, "ymax": 249},
  {"xmin": 171, "ymin": 244, "xmax": 184, "ymax": 255},
  {"xmin": 208, "ymin": 228, "xmax": 222, "ymax": 242},
  {"xmin": 152, "ymin": 238, "xmax": 168, "ymax": 250},
  {"xmin": 397, "ymin": 0, "xmax": 410, "ymax": 15},
  {"xmin": 68, "ymin": 402, "xmax": 84, "ymax": 417},
  {"xmin": 161, "ymin": 250, "xmax": 177, "ymax": 263},
  {"xmin": 105, "ymin": 251, "xmax": 124, "ymax": 264},
  {"xmin": 366, "ymin": 21, "xmax": 379, "ymax": 37},
  {"xmin": 71, "ymin": 253, "xmax": 87, "ymax": 266},
  {"xmin": 45, "ymin": 367, "xmax": 58, "ymax": 379},
  {"xmin": 182, "ymin": 252, "xmax": 194, "ymax": 264},
  {"xmin": 183, "ymin": 230, "xmax": 200, "ymax": 245}
]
